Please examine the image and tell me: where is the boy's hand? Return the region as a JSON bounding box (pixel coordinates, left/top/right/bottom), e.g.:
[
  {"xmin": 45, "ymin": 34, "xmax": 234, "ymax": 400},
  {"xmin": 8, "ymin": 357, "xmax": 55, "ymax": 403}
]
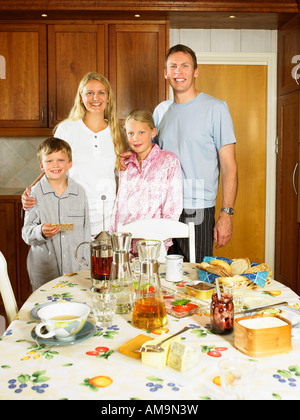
[
  {"xmin": 21, "ymin": 187, "xmax": 36, "ymax": 211},
  {"xmin": 119, "ymin": 151, "xmax": 133, "ymax": 171},
  {"xmin": 42, "ymin": 223, "xmax": 60, "ymax": 238}
]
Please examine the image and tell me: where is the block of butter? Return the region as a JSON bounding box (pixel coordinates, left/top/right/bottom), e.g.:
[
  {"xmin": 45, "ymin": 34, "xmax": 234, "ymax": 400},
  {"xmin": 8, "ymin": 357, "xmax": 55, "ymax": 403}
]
[
  {"xmin": 167, "ymin": 342, "xmax": 199, "ymax": 372},
  {"xmin": 141, "ymin": 334, "xmax": 181, "ymax": 369},
  {"xmin": 119, "ymin": 334, "xmax": 153, "ymax": 360}
]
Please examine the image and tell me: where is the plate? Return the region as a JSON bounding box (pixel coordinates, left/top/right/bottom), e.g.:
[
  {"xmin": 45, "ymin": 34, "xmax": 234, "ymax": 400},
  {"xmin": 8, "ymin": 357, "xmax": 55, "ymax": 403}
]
[
  {"xmin": 31, "ymin": 321, "xmax": 96, "ymax": 346},
  {"xmin": 279, "ymin": 306, "xmax": 300, "ymax": 328}
]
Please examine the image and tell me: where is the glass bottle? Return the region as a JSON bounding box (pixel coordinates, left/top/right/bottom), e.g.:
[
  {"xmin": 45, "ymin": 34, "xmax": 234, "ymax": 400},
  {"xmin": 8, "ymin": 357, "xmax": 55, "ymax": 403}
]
[
  {"xmin": 210, "ymin": 292, "xmax": 234, "ymax": 335},
  {"xmin": 132, "ymin": 240, "xmax": 167, "ymax": 329},
  {"xmin": 109, "ymin": 232, "xmax": 135, "ymax": 314}
]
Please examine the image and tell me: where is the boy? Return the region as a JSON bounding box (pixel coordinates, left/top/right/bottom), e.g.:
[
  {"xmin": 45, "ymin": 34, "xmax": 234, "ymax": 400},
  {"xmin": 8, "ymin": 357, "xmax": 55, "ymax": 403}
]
[{"xmin": 22, "ymin": 137, "xmax": 91, "ymax": 290}]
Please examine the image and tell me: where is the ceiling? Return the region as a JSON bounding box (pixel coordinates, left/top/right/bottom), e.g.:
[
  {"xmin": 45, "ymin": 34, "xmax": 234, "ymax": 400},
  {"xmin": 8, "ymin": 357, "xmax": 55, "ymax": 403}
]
[{"xmin": 0, "ymin": 1, "xmax": 299, "ymax": 29}]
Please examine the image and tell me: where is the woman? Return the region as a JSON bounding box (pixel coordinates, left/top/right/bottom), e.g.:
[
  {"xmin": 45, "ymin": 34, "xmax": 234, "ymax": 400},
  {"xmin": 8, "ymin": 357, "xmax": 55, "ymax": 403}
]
[{"xmin": 22, "ymin": 72, "xmax": 127, "ymax": 236}]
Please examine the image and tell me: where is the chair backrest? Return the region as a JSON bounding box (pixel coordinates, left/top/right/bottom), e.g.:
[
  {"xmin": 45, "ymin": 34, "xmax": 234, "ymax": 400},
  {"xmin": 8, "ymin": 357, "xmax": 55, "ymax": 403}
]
[
  {"xmin": 117, "ymin": 219, "xmax": 195, "ymax": 263},
  {"xmin": 0, "ymin": 251, "xmax": 18, "ymax": 325}
]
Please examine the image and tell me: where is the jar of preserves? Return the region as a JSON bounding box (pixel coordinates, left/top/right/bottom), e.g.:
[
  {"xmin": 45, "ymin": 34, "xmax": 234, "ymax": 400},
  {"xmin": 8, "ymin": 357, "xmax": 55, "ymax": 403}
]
[{"xmin": 210, "ymin": 292, "xmax": 234, "ymax": 335}]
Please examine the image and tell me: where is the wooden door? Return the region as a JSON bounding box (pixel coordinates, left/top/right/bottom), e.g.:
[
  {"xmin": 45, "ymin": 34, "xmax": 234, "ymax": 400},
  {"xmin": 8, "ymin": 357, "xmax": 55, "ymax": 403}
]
[
  {"xmin": 108, "ymin": 24, "xmax": 167, "ymax": 120},
  {"xmin": 0, "ymin": 24, "xmax": 47, "ymax": 128},
  {"xmin": 48, "ymin": 24, "xmax": 106, "ymax": 127},
  {"xmin": 195, "ymin": 64, "xmax": 267, "ymax": 263},
  {"xmin": 275, "ymin": 91, "xmax": 300, "ymax": 294}
]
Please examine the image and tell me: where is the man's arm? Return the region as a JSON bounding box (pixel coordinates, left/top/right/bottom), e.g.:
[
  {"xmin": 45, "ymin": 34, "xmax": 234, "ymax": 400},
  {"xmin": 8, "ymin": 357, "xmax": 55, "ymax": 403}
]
[{"xmin": 214, "ymin": 143, "xmax": 238, "ymax": 248}]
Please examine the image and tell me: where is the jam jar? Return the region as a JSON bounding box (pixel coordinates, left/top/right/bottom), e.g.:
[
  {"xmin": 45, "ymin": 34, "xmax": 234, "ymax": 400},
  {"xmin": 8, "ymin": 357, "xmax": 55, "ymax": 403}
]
[{"xmin": 210, "ymin": 292, "xmax": 234, "ymax": 335}]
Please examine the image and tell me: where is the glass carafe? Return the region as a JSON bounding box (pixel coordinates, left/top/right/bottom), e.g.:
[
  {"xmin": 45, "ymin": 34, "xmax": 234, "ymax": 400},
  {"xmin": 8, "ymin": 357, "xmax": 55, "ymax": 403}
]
[
  {"xmin": 132, "ymin": 240, "xmax": 167, "ymax": 329},
  {"xmin": 109, "ymin": 232, "xmax": 135, "ymax": 314}
]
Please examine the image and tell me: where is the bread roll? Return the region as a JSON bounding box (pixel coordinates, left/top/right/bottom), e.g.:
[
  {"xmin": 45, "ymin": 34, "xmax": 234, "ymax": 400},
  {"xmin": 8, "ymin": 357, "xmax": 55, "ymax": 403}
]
[
  {"xmin": 230, "ymin": 258, "xmax": 251, "ymax": 275},
  {"xmin": 244, "ymin": 263, "xmax": 270, "ymax": 273},
  {"xmin": 210, "ymin": 259, "xmax": 232, "ymax": 275}
]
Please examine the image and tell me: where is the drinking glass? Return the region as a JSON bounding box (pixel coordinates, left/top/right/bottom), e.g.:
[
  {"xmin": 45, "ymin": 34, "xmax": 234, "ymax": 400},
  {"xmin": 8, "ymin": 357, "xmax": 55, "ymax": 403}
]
[
  {"xmin": 92, "ymin": 294, "xmax": 117, "ymax": 328},
  {"xmin": 222, "ymin": 283, "xmax": 247, "ymax": 313},
  {"xmin": 219, "ymin": 357, "xmax": 257, "ymax": 400}
]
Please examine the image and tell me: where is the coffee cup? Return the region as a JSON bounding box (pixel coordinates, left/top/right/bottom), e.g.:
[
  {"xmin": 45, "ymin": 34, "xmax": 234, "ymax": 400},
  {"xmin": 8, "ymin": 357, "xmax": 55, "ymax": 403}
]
[
  {"xmin": 35, "ymin": 302, "xmax": 90, "ymax": 341},
  {"xmin": 166, "ymin": 254, "xmax": 183, "ymax": 282}
]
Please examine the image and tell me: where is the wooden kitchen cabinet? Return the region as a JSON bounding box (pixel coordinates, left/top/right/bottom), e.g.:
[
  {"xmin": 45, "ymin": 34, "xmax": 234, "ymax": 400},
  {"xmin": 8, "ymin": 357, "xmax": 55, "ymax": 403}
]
[
  {"xmin": 47, "ymin": 24, "xmax": 106, "ymax": 128},
  {"xmin": 0, "ymin": 21, "xmax": 168, "ymax": 135},
  {"xmin": 0, "ymin": 24, "xmax": 47, "ymax": 128},
  {"xmin": 0, "ymin": 196, "xmax": 32, "ymax": 319},
  {"xmin": 278, "ymin": 15, "xmax": 300, "ymax": 96},
  {"xmin": 275, "ymin": 91, "xmax": 300, "ymax": 294},
  {"xmin": 275, "ymin": 15, "xmax": 300, "ymax": 295},
  {"xmin": 108, "ymin": 23, "xmax": 167, "ymax": 120}
]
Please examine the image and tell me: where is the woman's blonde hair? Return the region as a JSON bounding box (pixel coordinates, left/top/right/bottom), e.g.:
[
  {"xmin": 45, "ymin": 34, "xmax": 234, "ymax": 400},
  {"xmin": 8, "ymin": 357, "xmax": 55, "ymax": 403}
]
[
  {"xmin": 124, "ymin": 109, "xmax": 155, "ymax": 130},
  {"xmin": 57, "ymin": 72, "xmax": 127, "ymax": 169}
]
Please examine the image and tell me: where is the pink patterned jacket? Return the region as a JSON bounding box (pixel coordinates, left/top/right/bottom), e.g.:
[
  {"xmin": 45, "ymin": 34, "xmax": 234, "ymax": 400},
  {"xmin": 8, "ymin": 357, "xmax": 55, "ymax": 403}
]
[{"xmin": 110, "ymin": 144, "xmax": 183, "ymax": 250}]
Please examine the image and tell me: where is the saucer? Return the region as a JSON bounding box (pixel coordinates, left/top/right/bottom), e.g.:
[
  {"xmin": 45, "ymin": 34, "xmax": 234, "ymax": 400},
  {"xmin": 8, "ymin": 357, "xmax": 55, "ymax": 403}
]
[
  {"xmin": 31, "ymin": 321, "xmax": 96, "ymax": 346},
  {"xmin": 31, "ymin": 302, "xmax": 53, "ymax": 321}
]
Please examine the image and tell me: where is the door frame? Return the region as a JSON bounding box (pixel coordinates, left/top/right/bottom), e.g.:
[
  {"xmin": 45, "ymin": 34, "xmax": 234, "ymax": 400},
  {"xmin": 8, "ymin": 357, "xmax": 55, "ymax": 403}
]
[{"xmin": 192, "ymin": 52, "xmax": 277, "ymax": 269}]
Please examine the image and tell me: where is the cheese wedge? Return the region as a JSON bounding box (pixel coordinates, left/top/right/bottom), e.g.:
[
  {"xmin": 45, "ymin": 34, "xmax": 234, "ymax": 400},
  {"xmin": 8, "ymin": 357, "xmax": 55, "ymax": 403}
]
[
  {"xmin": 167, "ymin": 342, "xmax": 199, "ymax": 372},
  {"xmin": 119, "ymin": 334, "xmax": 153, "ymax": 359},
  {"xmin": 141, "ymin": 334, "xmax": 181, "ymax": 369}
]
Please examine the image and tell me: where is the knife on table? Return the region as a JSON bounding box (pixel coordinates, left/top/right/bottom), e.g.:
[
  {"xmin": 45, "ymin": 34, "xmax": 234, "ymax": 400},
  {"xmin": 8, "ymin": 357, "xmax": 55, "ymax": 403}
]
[{"xmin": 235, "ymin": 301, "xmax": 288, "ymax": 316}]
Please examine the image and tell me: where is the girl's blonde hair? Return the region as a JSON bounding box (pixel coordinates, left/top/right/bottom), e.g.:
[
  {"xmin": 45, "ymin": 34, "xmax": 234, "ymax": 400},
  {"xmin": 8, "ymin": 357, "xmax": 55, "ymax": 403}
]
[
  {"xmin": 124, "ymin": 109, "xmax": 155, "ymax": 130},
  {"xmin": 57, "ymin": 72, "xmax": 127, "ymax": 170}
]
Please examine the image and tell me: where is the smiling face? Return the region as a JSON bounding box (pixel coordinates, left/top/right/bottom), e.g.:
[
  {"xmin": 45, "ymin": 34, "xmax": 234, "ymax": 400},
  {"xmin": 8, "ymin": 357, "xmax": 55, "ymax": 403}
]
[
  {"xmin": 164, "ymin": 51, "xmax": 199, "ymax": 100},
  {"xmin": 80, "ymin": 80, "xmax": 109, "ymax": 115},
  {"xmin": 126, "ymin": 119, "xmax": 157, "ymax": 162},
  {"xmin": 40, "ymin": 150, "xmax": 72, "ymax": 182}
]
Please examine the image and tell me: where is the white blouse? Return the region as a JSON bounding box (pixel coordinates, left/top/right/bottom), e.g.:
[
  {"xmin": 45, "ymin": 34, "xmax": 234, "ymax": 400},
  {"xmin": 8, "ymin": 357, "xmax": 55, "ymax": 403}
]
[{"xmin": 55, "ymin": 119, "xmax": 116, "ymax": 236}]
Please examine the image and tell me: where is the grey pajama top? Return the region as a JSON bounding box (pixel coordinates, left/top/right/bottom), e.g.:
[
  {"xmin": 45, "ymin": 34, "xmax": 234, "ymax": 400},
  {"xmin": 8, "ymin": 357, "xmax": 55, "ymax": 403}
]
[{"xmin": 22, "ymin": 175, "xmax": 91, "ymax": 290}]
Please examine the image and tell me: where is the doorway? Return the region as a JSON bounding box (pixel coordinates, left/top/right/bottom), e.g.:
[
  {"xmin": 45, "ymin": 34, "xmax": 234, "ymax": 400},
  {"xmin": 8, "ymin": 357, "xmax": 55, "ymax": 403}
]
[{"xmin": 194, "ymin": 53, "xmax": 277, "ymax": 266}]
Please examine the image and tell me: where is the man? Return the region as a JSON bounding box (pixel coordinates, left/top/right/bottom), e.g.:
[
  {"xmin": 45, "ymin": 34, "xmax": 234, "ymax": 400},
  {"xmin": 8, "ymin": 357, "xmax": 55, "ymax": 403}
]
[{"xmin": 122, "ymin": 44, "xmax": 238, "ymax": 263}]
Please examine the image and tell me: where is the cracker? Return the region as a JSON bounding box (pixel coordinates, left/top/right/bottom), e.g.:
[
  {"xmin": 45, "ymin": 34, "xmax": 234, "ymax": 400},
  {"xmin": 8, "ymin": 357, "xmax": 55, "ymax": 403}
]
[{"xmin": 51, "ymin": 223, "xmax": 74, "ymax": 231}]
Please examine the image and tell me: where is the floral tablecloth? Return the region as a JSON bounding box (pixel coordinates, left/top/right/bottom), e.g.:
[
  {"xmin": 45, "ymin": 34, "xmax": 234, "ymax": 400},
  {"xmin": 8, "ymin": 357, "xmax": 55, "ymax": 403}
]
[{"xmin": 1, "ymin": 265, "xmax": 300, "ymax": 401}]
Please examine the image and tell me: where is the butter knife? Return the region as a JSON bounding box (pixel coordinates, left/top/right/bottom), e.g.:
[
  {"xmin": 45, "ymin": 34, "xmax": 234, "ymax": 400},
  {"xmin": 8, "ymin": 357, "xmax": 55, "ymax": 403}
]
[{"xmin": 235, "ymin": 301, "xmax": 288, "ymax": 316}]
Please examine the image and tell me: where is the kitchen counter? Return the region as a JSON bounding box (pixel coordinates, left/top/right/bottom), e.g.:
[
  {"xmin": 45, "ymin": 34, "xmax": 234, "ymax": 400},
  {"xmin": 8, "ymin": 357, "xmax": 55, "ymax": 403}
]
[{"xmin": 0, "ymin": 188, "xmax": 24, "ymax": 198}]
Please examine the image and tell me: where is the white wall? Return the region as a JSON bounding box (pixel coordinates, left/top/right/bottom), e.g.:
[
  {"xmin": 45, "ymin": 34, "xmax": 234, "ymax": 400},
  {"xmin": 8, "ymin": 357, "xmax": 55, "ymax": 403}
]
[{"xmin": 170, "ymin": 28, "xmax": 277, "ymax": 53}]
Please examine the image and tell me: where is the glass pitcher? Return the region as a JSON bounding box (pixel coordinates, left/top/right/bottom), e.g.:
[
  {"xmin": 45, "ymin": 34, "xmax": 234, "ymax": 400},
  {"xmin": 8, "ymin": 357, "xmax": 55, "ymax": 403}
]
[
  {"xmin": 132, "ymin": 240, "xmax": 167, "ymax": 329},
  {"xmin": 109, "ymin": 232, "xmax": 135, "ymax": 314}
]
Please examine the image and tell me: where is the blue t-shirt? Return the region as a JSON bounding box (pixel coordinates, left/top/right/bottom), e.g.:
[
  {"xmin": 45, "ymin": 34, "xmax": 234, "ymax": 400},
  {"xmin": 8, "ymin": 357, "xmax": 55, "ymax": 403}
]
[{"xmin": 153, "ymin": 92, "xmax": 236, "ymax": 209}]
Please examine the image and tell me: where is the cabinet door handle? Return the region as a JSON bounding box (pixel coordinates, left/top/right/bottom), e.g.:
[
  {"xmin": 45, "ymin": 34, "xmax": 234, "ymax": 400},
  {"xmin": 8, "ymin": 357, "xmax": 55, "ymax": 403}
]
[
  {"xmin": 50, "ymin": 106, "xmax": 54, "ymax": 126},
  {"xmin": 41, "ymin": 105, "xmax": 45, "ymax": 125},
  {"xmin": 293, "ymin": 162, "xmax": 299, "ymax": 195}
]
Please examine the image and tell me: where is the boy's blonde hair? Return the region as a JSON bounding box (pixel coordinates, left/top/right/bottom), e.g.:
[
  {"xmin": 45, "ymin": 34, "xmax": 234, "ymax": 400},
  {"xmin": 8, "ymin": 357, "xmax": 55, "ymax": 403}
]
[
  {"xmin": 124, "ymin": 109, "xmax": 155, "ymax": 130},
  {"xmin": 37, "ymin": 137, "xmax": 72, "ymax": 162},
  {"xmin": 56, "ymin": 72, "xmax": 127, "ymax": 170}
]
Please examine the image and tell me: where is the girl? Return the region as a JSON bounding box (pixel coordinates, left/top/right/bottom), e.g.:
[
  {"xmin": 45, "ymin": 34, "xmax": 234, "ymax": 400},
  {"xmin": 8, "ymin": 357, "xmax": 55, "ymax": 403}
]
[{"xmin": 110, "ymin": 109, "xmax": 183, "ymax": 252}]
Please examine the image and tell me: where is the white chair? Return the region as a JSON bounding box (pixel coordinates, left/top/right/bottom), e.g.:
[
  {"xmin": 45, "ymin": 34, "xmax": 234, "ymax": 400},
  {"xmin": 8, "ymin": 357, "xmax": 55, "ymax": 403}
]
[
  {"xmin": 117, "ymin": 219, "xmax": 196, "ymax": 263},
  {"xmin": 0, "ymin": 251, "xmax": 18, "ymax": 325}
]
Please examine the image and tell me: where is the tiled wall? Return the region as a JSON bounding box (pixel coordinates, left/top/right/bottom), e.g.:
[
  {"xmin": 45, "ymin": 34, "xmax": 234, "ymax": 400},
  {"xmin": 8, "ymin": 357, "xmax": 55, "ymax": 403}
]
[
  {"xmin": 0, "ymin": 137, "xmax": 46, "ymax": 189},
  {"xmin": 0, "ymin": 29, "xmax": 277, "ymax": 189}
]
